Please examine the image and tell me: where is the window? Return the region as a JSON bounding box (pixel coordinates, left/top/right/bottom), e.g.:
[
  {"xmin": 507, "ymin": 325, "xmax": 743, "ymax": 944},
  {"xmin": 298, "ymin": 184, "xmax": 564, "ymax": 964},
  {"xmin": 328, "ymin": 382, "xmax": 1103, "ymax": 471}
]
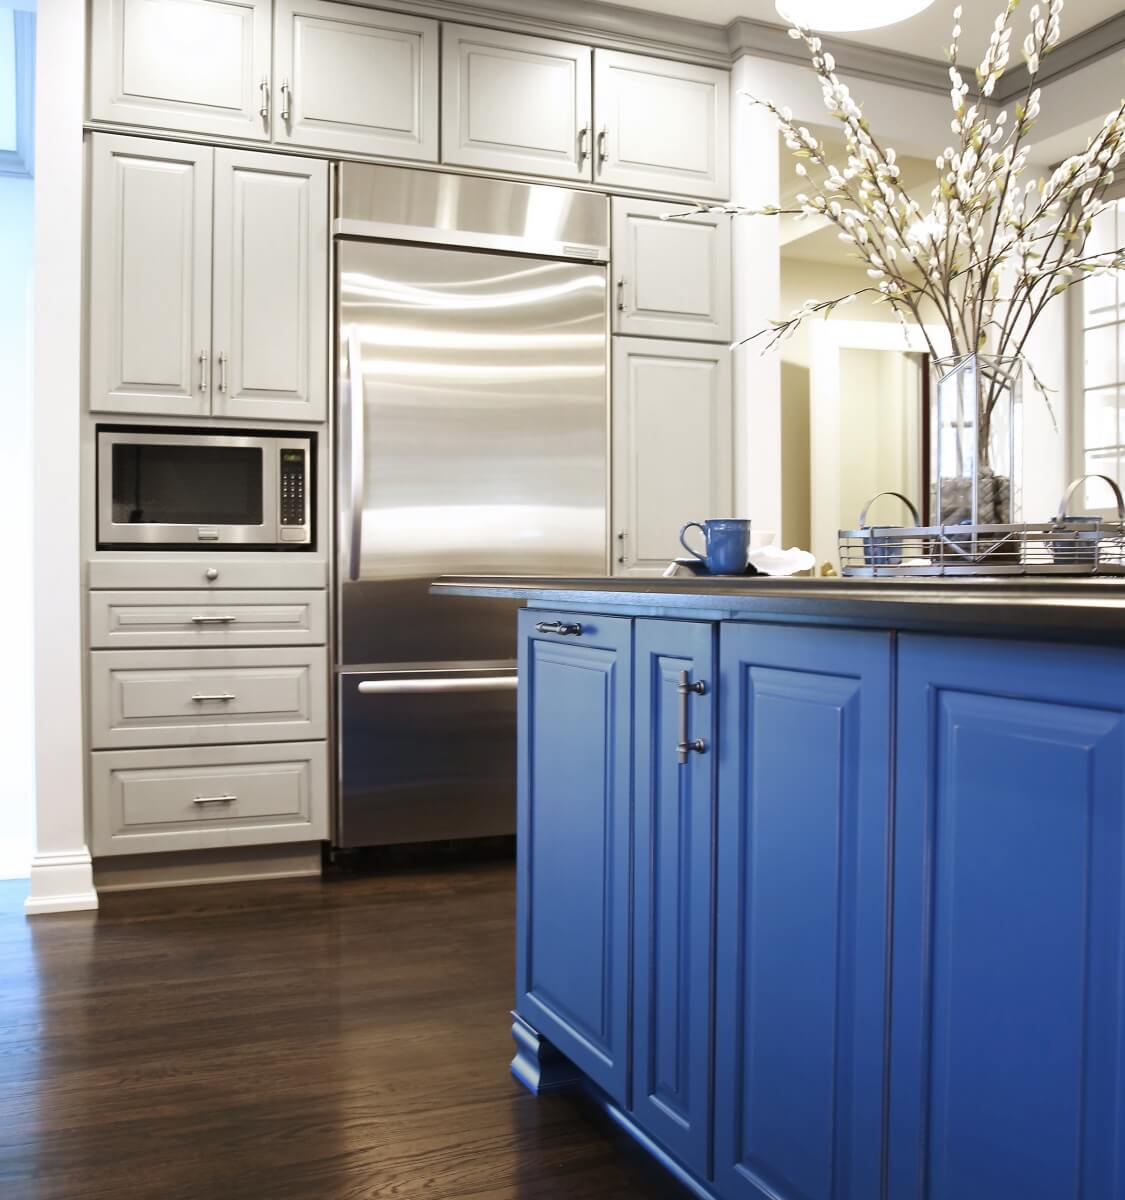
[
  {"xmin": 1072, "ymin": 188, "xmax": 1125, "ymax": 513},
  {"xmin": 0, "ymin": 9, "xmax": 33, "ymax": 179}
]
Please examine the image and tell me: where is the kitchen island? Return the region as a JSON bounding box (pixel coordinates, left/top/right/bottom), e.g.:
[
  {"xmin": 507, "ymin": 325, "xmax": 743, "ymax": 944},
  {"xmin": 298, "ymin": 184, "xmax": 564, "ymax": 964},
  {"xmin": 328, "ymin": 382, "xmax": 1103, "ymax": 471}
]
[{"xmin": 433, "ymin": 575, "xmax": 1125, "ymax": 1200}]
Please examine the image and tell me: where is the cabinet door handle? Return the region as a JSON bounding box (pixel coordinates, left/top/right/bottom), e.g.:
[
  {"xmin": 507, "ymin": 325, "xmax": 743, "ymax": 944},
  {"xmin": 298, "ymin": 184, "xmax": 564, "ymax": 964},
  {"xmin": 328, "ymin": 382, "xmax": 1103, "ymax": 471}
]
[
  {"xmin": 596, "ymin": 126, "xmax": 608, "ymax": 169},
  {"xmin": 616, "ymin": 529, "xmax": 626, "ymax": 565},
  {"xmin": 193, "ymin": 794, "xmax": 237, "ymax": 805},
  {"xmin": 259, "ymin": 78, "xmax": 270, "ymax": 120},
  {"xmin": 191, "ymin": 615, "xmax": 236, "ymax": 624},
  {"xmin": 191, "ymin": 693, "xmax": 237, "ymax": 703},
  {"xmin": 198, "ymin": 350, "xmax": 209, "ymax": 394},
  {"xmin": 218, "ymin": 351, "xmax": 228, "ymax": 393},
  {"xmin": 677, "ymin": 670, "xmax": 707, "ymax": 763},
  {"xmin": 616, "ymin": 278, "xmax": 627, "ymax": 312},
  {"xmin": 577, "ymin": 126, "xmax": 590, "ymax": 165},
  {"xmin": 535, "ymin": 621, "xmax": 583, "ymax": 637},
  {"xmin": 281, "ymin": 80, "xmax": 291, "ymax": 123}
]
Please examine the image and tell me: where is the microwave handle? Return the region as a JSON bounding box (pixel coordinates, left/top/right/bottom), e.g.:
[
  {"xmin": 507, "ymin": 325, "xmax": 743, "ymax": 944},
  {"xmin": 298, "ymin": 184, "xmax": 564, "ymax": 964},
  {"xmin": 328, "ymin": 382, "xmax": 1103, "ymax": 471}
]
[{"xmin": 345, "ymin": 327, "xmax": 365, "ymax": 583}]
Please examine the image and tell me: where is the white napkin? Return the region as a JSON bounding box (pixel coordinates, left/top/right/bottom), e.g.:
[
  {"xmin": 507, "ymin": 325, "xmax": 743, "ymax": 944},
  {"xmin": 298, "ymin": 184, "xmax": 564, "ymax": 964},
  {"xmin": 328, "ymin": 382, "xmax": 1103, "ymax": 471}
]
[{"xmin": 748, "ymin": 545, "xmax": 816, "ymax": 576}]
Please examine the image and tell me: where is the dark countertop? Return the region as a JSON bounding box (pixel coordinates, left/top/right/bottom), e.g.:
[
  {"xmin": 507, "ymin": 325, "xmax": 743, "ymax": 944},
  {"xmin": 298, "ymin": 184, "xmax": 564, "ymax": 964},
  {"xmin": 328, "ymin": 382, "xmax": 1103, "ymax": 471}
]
[{"xmin": 431, "ymin": 574, "xmax": 1125, "ymax": 644}]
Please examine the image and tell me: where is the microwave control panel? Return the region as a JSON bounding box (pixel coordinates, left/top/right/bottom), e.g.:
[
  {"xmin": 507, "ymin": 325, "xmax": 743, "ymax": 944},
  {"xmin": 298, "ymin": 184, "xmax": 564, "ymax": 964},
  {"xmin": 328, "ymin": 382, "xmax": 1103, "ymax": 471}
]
[{"xmin": 280, "ymin": 448, "xmax": 307, "ymax": 531}]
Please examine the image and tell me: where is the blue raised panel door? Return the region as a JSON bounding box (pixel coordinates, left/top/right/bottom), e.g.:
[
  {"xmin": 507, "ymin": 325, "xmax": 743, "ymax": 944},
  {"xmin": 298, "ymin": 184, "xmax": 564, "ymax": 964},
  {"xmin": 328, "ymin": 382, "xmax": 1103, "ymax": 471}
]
[
  {"xmin": 516, "ymin": 608, "xmax": 633, "ymax": 1104},
  {"xmin": 890, "ymin": 635, "xmax": 1125, "ymax": 1200},
  {"xmin": 714, "ymin": 623, "xmax": 892, "ymax": 1200},
  {"xmin": 632, "ymin": 619, "xmax": 716, "ymax": 1178}
]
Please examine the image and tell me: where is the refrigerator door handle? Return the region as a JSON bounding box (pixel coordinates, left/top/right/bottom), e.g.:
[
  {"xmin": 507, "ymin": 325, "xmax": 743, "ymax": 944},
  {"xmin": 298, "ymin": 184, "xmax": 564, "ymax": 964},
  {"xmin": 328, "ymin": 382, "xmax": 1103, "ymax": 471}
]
[
  {"xmin": 345, "ymin": 326, "xmax": 366, "ymax": 582},
  {"xmin": 357, "ymin": 675, "xmax": 518, "ymax": 695}
]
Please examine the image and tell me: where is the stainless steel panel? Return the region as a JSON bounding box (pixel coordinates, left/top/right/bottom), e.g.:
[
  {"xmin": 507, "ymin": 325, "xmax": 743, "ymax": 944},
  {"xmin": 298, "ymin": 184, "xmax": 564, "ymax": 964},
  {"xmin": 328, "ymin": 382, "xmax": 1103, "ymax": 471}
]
[
  {"xmin": 336, "ymin": 162, "xmax": 609, "ymax": 260},
  {"xmin": 337, "ymin": 669, "xmax": 517, "ymax": 847},
  {"xmin": 337, "ymin": 240, "xmax": 607, "ymax": 666}
]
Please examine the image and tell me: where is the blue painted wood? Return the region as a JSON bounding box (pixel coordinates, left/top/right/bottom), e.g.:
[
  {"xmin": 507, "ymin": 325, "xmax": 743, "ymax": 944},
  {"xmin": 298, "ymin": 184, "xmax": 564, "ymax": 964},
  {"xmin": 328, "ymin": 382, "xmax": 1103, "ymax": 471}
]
[
  {"xmin": 509, "ymin": 1013, "xmax": 584, "ymax": 1095},
  {"xmin": 632, "ymin": 619, "xmax": 717, "ymax": 1179},
  {"xmin": 714, "ymin": 622, "xmax": 893, "ymax": 1200},
  {"xmin": 516, "ymin": 608, "xmax": 633, "ymax": 1105},
  {"xmin": 890, "ymin": 634, "xmax": 1125, "ymax": 1200}
]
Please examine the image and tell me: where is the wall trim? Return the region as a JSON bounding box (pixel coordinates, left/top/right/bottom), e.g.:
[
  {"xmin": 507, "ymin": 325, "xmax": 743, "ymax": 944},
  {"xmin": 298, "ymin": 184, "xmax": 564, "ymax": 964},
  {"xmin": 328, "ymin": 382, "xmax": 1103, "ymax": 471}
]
[{"xmin": 25, "ymin": 850, "xmax": 98, "ymax": 915}]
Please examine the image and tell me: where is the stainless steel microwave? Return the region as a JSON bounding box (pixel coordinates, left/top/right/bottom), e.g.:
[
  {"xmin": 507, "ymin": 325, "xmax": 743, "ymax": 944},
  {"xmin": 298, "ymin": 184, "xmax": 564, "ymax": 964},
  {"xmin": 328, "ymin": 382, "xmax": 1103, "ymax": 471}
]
[{"xmin": 97, "ymin": 429, "xmax": 313, "ymax": 549}]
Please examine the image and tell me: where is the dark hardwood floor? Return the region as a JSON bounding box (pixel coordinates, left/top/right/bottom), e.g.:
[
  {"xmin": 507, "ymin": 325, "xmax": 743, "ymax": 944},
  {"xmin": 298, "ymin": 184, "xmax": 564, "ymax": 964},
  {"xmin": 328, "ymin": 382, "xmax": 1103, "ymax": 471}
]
[{"xmin": 0, "ymin": 862, "xmax": 688, "ymax": 1200}]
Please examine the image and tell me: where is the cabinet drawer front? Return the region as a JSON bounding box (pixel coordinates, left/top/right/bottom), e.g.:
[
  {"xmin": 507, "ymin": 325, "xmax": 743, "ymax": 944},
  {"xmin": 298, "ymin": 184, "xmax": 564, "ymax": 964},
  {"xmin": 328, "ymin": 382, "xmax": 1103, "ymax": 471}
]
[
  {"xmin": 91, "ymin": 741, "xmax": 328, "ymax": 855},
  {"xmin": 90, "ymin": 648, "xmax": 328, "ymax": 748},
  {"xmin": 90, "ymin": 591, "xmax": 328, "ymax": 648},
  {"xmin": 87, "ymin": 558, "xmax": 329, "ymax": 590}
]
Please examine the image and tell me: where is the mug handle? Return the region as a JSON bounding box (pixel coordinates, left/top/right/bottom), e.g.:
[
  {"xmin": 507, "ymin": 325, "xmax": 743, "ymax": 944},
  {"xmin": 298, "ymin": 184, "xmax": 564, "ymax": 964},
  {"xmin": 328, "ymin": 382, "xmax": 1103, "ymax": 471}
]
[{"xmin": 679, "ymin": 522, "xmax": 708, "ymax": 562}]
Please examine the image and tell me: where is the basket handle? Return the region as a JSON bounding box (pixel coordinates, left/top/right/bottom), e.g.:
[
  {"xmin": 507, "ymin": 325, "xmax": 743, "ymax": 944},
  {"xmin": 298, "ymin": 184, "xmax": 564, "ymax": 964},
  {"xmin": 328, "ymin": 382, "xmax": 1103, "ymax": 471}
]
[
  {"xmin": 1055, "ymin": 474, "xmax": 1125, "ymax": 522},
  {"xmin": 858, "ymin": 491, "xmax": 922, "ymax": 530}
]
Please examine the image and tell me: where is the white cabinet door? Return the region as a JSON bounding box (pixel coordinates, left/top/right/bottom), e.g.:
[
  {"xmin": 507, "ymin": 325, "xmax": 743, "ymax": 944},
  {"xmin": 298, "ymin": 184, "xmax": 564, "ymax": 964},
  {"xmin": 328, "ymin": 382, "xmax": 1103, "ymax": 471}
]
[
  {"xmin": 89, "ymin": 0, "xmax": 272, "ymax": 141},
  {"xmin": 274, "ymin": 0, "xmax": 438, "ymax": 160},
  {"xmin": 612, "ymin": 198, "xmax": 732, "ymax": 342},
  {"xmin": 595, "ymin": 51, "xmax": 729, "ymax": 200},
  {"xmin": 211, "ymin": 149, "xmax": 328, "ymax": 423},
  {"xmin": 612, "ymin": 338, "xmax": 733, "ymax": 576},
  {"xmin": 442, "ymin": 24, "xmax": 592, "ymax": 181},
  {"xmin": 89, "ymin": 135, "xmax": 214, "ymax": 417}
]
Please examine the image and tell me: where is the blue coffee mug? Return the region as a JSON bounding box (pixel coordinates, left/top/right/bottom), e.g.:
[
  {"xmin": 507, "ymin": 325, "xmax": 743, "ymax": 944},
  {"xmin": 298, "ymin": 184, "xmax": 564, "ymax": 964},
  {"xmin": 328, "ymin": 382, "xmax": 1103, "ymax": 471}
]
[{"xmin": 679, "ymin": 519, "xmax": 753, "ymax": 575}]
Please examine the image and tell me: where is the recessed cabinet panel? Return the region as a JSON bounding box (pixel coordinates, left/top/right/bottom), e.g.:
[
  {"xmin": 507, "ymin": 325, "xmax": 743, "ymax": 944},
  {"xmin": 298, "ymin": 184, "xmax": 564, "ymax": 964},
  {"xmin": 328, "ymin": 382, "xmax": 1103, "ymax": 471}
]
[
  {"xmin": 211, "ymin": 149, "xmax": 328, "ymax": 422},
  {"xmin": 274, "ymin": 0, "xmax": 438, "ymax": 160},
  {"xmin": 89, "ymin": 0, "xmax": 272, "ymax": 140},
  {"xmin": 442, "ymin": 25, "xmax": 592, "ymax": 181},
  {"xmin": 613, "ymin": 198, "xmax": 731, "ymax": 342},
  {"xmin": 595, "ymin": 51, "xmax": 729, "ymax": 199},
  {"xmin": 89, "ymin": 135, "xmax": 213, "ymax": 417},
  {"xmin": 612, "ymin": 339, "xmax": 733, "ymax": 576}
]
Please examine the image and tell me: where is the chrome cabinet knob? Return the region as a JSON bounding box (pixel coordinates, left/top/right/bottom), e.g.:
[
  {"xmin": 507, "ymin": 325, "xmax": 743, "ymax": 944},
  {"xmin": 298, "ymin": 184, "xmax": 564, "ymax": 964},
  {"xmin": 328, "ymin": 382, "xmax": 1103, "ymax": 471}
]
[{"xmin": 205, "ymin": 567, "xmax": 219, "ymax": 581}]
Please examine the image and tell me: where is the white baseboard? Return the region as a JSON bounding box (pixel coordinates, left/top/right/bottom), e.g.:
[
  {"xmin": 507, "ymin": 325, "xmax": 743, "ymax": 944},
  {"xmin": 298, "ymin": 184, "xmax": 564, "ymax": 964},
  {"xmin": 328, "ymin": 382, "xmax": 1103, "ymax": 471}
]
[{"xmin": 25, "ymin": 849, "xmax": 98, "ymax": 915}]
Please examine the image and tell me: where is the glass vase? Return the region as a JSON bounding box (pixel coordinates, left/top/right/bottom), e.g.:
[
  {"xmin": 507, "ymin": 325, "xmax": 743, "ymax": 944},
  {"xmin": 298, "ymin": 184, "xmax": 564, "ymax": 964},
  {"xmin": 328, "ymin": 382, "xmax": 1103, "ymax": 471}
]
[{"xmin": 931, "ymin": 353, "xmax": 1023, "ymax": 527}]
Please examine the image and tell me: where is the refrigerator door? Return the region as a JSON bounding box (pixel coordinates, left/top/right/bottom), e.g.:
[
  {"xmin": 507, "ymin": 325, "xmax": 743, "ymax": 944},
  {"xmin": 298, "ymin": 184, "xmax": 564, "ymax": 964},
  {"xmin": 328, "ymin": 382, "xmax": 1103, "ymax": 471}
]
[
  {"xmin": 337, "ymin": 240, "xmax": 608, "ymax": 666},
  {"xmin": 337, "ymin": 668, "xmax": 518, "ymax": 848}
]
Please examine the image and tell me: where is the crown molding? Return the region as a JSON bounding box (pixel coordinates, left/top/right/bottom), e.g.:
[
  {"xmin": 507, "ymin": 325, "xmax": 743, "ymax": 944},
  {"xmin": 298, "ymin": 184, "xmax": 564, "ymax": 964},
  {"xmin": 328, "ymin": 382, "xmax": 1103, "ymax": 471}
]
[{"xmin": 994, "ymin": 9, "xmax": 1125, "ymax": 104}]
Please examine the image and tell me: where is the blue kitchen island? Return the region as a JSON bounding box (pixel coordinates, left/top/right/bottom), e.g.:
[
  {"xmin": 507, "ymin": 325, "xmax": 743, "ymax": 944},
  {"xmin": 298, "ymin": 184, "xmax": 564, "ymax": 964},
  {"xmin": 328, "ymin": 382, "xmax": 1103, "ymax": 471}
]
[{"xmin": 433, "ymin": 575, "xmax": 1125, "ymax": 1200}]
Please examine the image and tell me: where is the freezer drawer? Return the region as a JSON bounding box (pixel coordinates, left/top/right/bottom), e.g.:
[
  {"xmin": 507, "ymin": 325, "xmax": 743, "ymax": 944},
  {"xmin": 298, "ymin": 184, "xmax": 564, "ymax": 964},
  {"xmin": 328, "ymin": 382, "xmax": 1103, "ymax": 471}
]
[{"xmin": 337, "ymin": 668, "xmax": 517, "ymax": 847}]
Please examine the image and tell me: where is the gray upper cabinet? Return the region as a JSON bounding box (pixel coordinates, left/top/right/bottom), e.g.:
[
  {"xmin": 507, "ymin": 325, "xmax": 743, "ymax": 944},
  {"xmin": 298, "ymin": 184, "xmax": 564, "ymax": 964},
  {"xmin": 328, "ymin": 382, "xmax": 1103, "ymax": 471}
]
[
  {"xmin": 273, "ymin": 0, "xmax": 438, "ymax": 160},
  {"xmin": 89, "ymin": 0, "xmax": 272, "ymax": 141},
  {"xmin": 442, "ymin": 24, "xmax": 592, "ymax": 181},
  {"xmin": 89, "ymin": 135, "xmax": 214, "ymax": 418},
  {"xmin": 212, "ymin": 148, "xmax": 328, "ymax": 422},
  {"xmin": 594, "ymin": 51, "xmax": 730, "ymax": 200},
  {"xmin": 612, "ymin": 198, "xmax": 732, "ymax": 342},
  {"xmin": 612, "ymin": 338, "xmax": 732, "ymax": 576}
]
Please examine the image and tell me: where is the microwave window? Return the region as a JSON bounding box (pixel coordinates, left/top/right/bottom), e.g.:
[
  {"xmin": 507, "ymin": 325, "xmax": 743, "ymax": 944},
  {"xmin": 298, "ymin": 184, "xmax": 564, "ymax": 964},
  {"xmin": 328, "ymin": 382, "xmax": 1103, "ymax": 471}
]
[{"xmin": 111, "ymin": 444, "xmax": 265, "ymax": 527}]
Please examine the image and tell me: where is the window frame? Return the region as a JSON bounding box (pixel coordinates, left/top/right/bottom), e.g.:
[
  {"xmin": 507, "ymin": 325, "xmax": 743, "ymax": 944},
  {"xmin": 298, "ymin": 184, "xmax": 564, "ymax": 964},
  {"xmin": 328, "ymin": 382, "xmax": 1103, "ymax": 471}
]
[{"xmin": 0, "ymin": 11, "xmax": 34, "ymax": 179}]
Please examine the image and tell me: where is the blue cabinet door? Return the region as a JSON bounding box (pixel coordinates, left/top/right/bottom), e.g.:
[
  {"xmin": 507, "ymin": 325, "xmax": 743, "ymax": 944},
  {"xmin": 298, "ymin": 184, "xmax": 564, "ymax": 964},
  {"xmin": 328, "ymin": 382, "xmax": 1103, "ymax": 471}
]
[
  {"xmin": 714, "ymin": 623, "xmax": 893, "ymax": 1200},
  {"xmin": 516, "ymin": 608, "xmax": 633, "ymax": 1104},
  {"xmin": 890, "ymin": 634, "xmax": 1125, "ymax": 1200},
  {"xmin": 632, "ymin": 619, "xmax": 716, "ymax": 1178}
]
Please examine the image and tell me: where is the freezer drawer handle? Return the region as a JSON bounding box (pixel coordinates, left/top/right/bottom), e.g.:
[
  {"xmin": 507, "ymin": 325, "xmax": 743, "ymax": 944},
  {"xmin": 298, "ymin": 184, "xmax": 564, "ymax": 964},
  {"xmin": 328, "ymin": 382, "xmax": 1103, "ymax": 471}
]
[
  {"xmin": 193, "ymin": 794, "xmax": 237, "ymax": 805},
  {"xmin": 357, "ymin": 676, "xmax": 518, "ymax": 695},
  {"xmin": 535, "ymin": 621, "xmax": 583, "ymax": 637}
]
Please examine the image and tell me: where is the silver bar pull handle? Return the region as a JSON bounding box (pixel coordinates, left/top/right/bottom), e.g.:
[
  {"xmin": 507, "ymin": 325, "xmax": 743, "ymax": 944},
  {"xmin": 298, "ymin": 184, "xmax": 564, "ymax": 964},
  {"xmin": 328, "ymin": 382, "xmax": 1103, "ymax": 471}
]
[
  {"xmin": 193, "ymin": 794, "xmax": 237, "ymax": 806},
  {"xmin": 199, "ymin": 350, "xmax": 209, "ymax": 394},
  {"xmin": 259, "ymin": 79, "xmax": 269, "ymax": 120},
  {"xmin": 676, "ymin": 670, "xmax": 707, "ymax": 764},
  {"xmin": 577, "ymin": 126, "xmax": 590, "ymax": 165},
  {"xmin": 535, "ymin": 621, "xmax": 583, "ymax": 637},
  {"xmin": 596, "ymin": 126, "xmax": 608, "ymax": 169},
  {"xmin": 218, "ymin": 351, "xmax": 227, "ymax": 393},
  {"xmin": 358, "ymin": 675, "xmax": 517, "ymax": 695},
  {"xmin": 345, "ymin": 327, "xmax": 365, "ymax": 582},
  {"xmin": 191, "ymin": 693, "xmax": 236, "ymax": 703},
  {"xmin": 191, "ymin": 615, "xmax": 236, "ymax": 624},
  {"xmin": 281, "ymin": 80, "xmax": 291, "ymax": 123},
  {"xmin": 616, "ymin": 278, "xmax": 626, "ymax": 312}
]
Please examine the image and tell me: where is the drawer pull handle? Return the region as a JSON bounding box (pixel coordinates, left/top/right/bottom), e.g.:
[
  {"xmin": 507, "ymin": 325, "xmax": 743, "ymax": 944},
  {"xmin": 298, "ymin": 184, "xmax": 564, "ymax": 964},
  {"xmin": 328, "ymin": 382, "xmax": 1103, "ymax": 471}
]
[
  {"xmin": 191, "ymin": 615, "xmax": 237, "ymax": 624},
  {"xmin": 358, "ymin": 676, "xmax": 517, "ymax": 695},
  {"xmin": 677, "ymin": 670, "xmax": 707, "ymax": 764},
  {"xmin": 191, "ymin": 693, "xmax": 236, "ymax": 703},
  {"xmin": 193, "ymin": 794, "xmax": 237, "ymax": 806},
  {"xmin": 535, "ymin": 621, "xmax": 583, "ymax": 637}
]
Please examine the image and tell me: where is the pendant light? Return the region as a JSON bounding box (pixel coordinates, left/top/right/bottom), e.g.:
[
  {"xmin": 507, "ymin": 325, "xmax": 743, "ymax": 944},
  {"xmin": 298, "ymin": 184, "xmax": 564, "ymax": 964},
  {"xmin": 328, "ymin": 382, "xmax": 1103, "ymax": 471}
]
[{"xmin": 775, "ymin": 0, "xmax": 936, "ymax": 32}]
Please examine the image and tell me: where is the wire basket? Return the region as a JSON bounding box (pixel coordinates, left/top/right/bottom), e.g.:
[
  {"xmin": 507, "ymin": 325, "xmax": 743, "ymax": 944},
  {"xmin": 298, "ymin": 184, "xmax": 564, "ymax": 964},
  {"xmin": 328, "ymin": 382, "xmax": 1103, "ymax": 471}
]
[{"xmin": 839, "ymin": 476, "xmax": 1125, "ymax": 577}]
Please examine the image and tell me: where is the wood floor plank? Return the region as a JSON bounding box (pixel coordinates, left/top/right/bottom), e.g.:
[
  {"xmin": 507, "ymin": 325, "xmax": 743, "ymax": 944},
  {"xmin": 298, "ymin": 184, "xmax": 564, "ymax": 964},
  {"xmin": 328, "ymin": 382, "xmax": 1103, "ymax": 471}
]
[{"xmin": 0, "ymin": 868, "xmax": 687, "ymax": 1200}]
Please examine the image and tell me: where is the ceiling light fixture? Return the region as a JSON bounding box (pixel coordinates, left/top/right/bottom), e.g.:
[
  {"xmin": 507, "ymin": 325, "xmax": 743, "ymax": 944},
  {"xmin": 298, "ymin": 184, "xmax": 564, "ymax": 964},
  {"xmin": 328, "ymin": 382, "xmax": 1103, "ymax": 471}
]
[{"xmin": 775, "ymin": 0, "xmax": 936, "ymax": 33}]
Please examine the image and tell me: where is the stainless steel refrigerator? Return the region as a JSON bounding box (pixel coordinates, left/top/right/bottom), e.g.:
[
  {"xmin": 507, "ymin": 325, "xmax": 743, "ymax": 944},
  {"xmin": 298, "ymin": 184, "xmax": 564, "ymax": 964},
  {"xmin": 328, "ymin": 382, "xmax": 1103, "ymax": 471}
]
[{"xmin": 334, "ymin": 164, "xmax": 609, "ymax": 848}]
